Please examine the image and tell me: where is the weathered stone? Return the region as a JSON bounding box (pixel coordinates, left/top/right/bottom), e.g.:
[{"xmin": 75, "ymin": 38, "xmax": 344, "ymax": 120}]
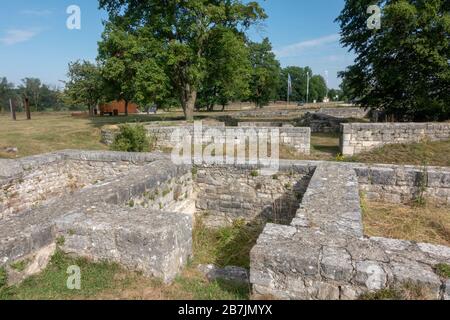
[
  {"xmin": 355, "ymin": 261, "xmax": 388, "ymax": 291},
  {"xmin": 444, "ymin": 280, "xmax": 450, "ymax": 300},
  {"xmin": 390, "ymin": 261, "xmax": 442, "ymax": 298},
  {"xmin": 56, "ymin": 205, "xmax": 192, "ymax": 283},
  {"xmin": 198, "ymin": 264, "xmax": 249, "ymax": 284},
  {"xmin": 341, "ymin": 123, "xmax": 450, "ymax": 156},
  {"xmin": 320, "ymin": 246, "xmax": 353, "ymax": 282}
]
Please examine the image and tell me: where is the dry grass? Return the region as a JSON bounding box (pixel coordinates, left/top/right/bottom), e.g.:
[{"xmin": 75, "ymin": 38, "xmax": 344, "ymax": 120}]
[
  {"xmin": 0, "ymin": 111, "xmax": 218, "ymax": 158},
  {"xmin": 0, "ymin": 113, "xmax": 107, "ymax": 158},
  {"xmin": 361, "ymin": 199, "xmax": 450, "ymax": 247},
  {"xmin": 359, "ymin": 281, "xmax": 436, "ymax": 300},
  {"xmin": 349, "ymin": 139, "xmax": 450, "ymax": 167},
  {"xmin": 279, "ymin": 133, "xmax": 340, "ymax": 161}
]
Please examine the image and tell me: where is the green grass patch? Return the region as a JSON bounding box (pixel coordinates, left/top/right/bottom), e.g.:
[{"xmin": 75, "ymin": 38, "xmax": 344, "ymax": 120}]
[
  {"xmin": 0, "ymin": 267, "xmax": 7, "ymax": 289},
  {"xmin": 192, "ymin": 218, "xmax": 264, "ymax": 269},
  {"xmin": 173, "ymin": 273, "xmax": 249, "ymax": 300},
  {"xmin": 359, "ymin": 282, "xmax": 434, "ymax": 300},
  {"xmin": 10, "ymin": 260, "xmax": 29, "ymax": 273},
  {"xmin": 435, "ymin": 263, "xmax": 450, "ymax": 278},
  {"xmin": 359, "ymin": 288, "xmax": 402, "ymax": 300},
  {"xmin": 0, "ymin": 220, "xmax": 258, "ymax": 300},
  {"xmin": 0, "ymin": 250, "xmax": 125, "ymax": 300}
]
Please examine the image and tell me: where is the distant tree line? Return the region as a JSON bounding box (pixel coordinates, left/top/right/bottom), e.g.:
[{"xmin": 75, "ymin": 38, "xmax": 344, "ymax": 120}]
[{"xmin": 0, "ymin": 77, "xmax": 75, "ymax": 113}]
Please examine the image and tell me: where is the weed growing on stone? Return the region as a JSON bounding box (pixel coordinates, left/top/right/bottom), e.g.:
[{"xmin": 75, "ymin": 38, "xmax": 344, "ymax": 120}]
[
  {"xmin": 10, "ymin": 260, "xmax": 28, "ymax": 272},
  {"xmin": 435, "ymin": 263, "xmax": 450, "ymax": 278},
  {"xmin": 359, "ymin": 282, "xmax": 433, "ymax": 300},
  {"xmin": 250, "ymin": 170, "xmax": 259, "ymax": 177},
  {"xmin": 56, "ymin": 236, "xmax": 65, "ymax": 247},
  {"xmin": 0, "ymin": 267, "xmax": 7, "ymax": 288}
]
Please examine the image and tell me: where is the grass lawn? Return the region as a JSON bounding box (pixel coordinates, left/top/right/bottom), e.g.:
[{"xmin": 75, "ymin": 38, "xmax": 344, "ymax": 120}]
[
  {"xmin": 0, "ymin": 219, "xmax": 256, "ymax": 300},
  {"xmin": 0, "ymin": 112, "xmax": 190, "ymax": 159},
  {"xmin": 1, "ymin": 112, "xmax": 450, "ymax": 168}
]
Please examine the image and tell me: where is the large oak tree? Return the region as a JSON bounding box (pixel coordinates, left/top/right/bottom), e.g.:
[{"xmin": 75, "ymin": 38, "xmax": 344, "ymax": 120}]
[{"xmin": 99, "ymin": 0, "xmax": 266, "ymax": 120}]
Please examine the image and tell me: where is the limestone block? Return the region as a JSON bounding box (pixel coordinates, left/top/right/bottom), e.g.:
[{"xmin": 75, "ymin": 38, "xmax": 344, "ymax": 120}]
[
  {"xmin": 55, "ymin": 205, "xmax": 192, "ymax": 283},
  {"xmin": 320, "ymin": 246, "xmax": 354, "ymax": 282}
]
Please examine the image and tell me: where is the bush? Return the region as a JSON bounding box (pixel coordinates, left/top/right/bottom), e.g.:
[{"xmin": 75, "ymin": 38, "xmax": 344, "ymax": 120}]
[{"xmin": 110, "ymin": 124, "xmax": 154, "ymax": 152}]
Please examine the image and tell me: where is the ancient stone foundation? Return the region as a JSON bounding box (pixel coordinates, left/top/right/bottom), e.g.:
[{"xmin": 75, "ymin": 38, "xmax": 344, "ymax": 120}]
[
  {"xmin": 341, "ymin": 122, "xmax": 450, "ymax": 156},
  {"xmin": 102, "ymin": 124, "xmax": 311, "ymax": 155},
  {"xmin": 0, "ymin": 151, "xmax": 193, "ymax": 283},
  {"xmin": 1, "ymin": 151, "xmax": 450, "ymax": 299},
  {"xmin": 251, "ymin": 163, "xmax": 450, "ymax": 300}
]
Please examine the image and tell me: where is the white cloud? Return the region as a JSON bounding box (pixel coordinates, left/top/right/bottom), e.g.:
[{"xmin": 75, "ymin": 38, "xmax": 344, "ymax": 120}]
[
  {"xmin": 274, "ymin": 34, "xmax": 341, "ymax": 58},
  {"xmin": 21, "ymin": 9, "xmax": 53, "ymax": 16},
  {"xmin": 0, "ymin": 29, "xmax": 40, "ymax": 46}
]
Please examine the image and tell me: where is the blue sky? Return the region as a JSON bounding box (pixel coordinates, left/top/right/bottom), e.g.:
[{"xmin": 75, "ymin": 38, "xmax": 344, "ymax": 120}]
[{"xmin": 0, "ymin": 0, "xmax": 354, "ymax": 89}]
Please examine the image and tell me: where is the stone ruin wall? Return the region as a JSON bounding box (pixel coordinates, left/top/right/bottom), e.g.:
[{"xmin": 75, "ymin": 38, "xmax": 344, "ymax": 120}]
[
  {"xmin": 0, "ymin": 155, "xmax": 143, "ymax": 218},
  {"xmin": 355, "ymin": 164, "xmax": 450, "ymax": 205},
  {"xmin": 316, "ymin": 107, "xmax": 369, "ymax": 119},
  {"xmin": 1, "ymin": 150, "xmax": 450, "ymax": 299},
  {"xmin": 0, "ymin": 151, "xmax": 193, "ymax": 284},
  {"xmin": 102, "ymin": 125, "xmax": 311, "ymax": 155},
  {"xmin": 341, "ymin": 123, "xmax": 450, "ymax": 156},
  {"xmin": 250, "ymin": 163, "xmax": 450, "ymax": 300},
  {"xmin": 194, "ymin": 165, "xmax": 314, "ymax": 227}
]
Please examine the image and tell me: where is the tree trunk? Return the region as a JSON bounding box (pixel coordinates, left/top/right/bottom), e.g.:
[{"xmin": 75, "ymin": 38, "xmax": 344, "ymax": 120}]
[
  {"xmin": 24, "ymin": 97, "xmax": 31, "ymax": 120},
  {"xmin": 124, "ymin": 100, "xmax": 129, "ymax": 117},
  {"xmin": 89, "ymin": 105, "xmax": 94, "ymax": 117},
  {"xmin": 181, "ymin": 85, "xmax": 196, "ymax": 121}
]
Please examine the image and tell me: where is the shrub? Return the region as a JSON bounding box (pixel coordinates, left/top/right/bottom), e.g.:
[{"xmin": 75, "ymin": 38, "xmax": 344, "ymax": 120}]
[{"xmin": 110, "ymin": 124, "xmax": 154, "ymax": 152}]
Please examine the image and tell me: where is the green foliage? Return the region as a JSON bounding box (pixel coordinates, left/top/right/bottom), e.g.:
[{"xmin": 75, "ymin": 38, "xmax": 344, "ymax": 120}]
[
  {"xmin": 0, "ymin": 250, "xmax": 124, "ymax": 300},
  {"xmin": 359, "ymin": 288, "xmax": 403, "ymax": 300},
  {"xmin": 0, "ymin": 77, "xmax": 15, "ymax": 112},
  {"xmin": 98, "ymin": 24, "xmax": 170, "ymax": 115},
  {"xmin": 250, "ymin": 170, "xmax": 259, "ymax": 177},
  {"xmin": 0, "ymin": 267, "xmax": 7, "ymax": 289},
  {"xmin": 248, "ymin": 38, "xmax": 281, "ymax": 108},
  {"xmin": 64, "ymin": 61, "xmax": 105, "ymax": 116},
  {"xmin": 197, "ymin": 28, "xmax": 251, "ymax": 111},
  {"xmin": 110, "ymin": 124, "xmax": 153, "ymax": 152},
  {"xmin": 337, "ymin": 0, "xmax": 450, "ymax": 121},
  {"xmin": 174, "ymin": 275, "xmax": 249, "ymax": 300},
  {"xmin": 435, "ymin": 263, "xmax": 450, "ymax": 278},
  {"xmin": 278, "ymin": 66, "xmax": 311, "ymax": 102},
  {"xmin": 193, "ymin": 218, "xmax": 265, "ymax": 269},
  {"xmin": 335, "ymin": 153, "xmax": 346, "ymax": 162},
  {"xmin": 99, "ymin": 0, "xmax": 267, "ymax": 120},
  {"xmin": 56, "ymin": 236, "xmax": 65, "ymax": 247},
  {"xmin": 10, "ymin": 260, "xmax": 28, "ymax": 273}
]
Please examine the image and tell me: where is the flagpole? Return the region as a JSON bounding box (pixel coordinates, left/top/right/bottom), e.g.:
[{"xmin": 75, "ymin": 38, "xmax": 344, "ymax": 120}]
[
  {"xmin": 306, "ymin": 72, "xmax": 310, "ymax": 104},
  {"xmin": 287, "ymin": 82, "xmax": 290, "ymax": 107}
]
